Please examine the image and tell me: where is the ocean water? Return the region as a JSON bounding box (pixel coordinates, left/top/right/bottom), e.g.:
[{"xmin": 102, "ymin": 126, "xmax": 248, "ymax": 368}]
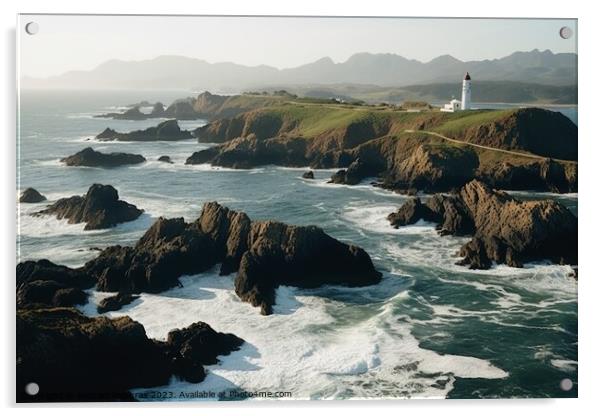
[{"xmin": 17, "ymin": 90, "xmax": 578, "ymax": 400}]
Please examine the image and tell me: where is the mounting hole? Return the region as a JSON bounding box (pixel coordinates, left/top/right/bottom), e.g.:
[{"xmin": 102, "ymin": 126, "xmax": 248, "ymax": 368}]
[
  {"xmin": 25, "ymin": 382, "xmax": 39, "ymax": 396},
  {"xmin": 559, "ymin": 26, "xmax": 573, "ymax": 40},
  {"xmin": 25, "ymin": 22, "xmax": 39, "ymax": 35},
  {"xmin": 560, "ymin": 378, "xmax": 573, "ymax": 391}
]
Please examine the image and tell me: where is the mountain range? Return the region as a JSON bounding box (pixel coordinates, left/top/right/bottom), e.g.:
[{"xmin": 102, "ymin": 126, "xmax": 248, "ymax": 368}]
[{"xmin": 22, "ymin": 49, "xmax": 577, "ymax": 91}]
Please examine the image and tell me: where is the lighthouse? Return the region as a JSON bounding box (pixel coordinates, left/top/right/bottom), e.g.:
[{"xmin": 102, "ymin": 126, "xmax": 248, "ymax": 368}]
[{"xmin": 461, "ymin": 72, "xmax": 471, "ymax": 110}]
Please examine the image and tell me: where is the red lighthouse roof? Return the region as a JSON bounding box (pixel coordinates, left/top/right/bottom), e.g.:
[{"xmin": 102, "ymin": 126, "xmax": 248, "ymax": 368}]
[{"xmin": 464, "ymin": 72, "xmax": 471, "ymax": 81}]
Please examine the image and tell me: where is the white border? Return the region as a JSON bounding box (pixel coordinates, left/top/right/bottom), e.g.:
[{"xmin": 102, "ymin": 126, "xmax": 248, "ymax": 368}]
[{"xmin": 2, "ymin": 1, "xmax": 600, "ymax": 415}]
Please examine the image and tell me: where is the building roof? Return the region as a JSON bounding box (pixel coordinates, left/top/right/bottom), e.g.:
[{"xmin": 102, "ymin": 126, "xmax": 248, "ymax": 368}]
[{"xmin": 464, "ymin": 72, "xmax": 471, "ymax": 81}]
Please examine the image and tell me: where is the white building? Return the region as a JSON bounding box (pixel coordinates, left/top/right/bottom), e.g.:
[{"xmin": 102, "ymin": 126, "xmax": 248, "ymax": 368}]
[
  {"xmin": 440, "ymin": 72, "xmax": 472, "ymax": 112},
  {"xmin": 440, "ymin": 99, "xmax": 461, "ymax": 112}
]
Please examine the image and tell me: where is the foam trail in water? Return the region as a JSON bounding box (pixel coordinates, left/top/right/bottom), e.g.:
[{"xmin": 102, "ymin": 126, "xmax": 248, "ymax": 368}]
[{"xmin": 80, "ymin": 271, "xmax": 507, "ymax": 400}]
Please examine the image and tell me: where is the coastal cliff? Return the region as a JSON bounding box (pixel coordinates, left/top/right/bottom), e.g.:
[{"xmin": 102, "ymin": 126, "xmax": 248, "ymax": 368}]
[{"xmin": 186, "ymin": 105, "xmax": 577, "ymax": 193}]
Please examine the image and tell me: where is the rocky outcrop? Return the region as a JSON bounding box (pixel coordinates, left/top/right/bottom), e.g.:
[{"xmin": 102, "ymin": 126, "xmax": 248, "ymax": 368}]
[
  {"xmin": 81, "ymin": 202, "xmax": 381, "ymax": 314},
  {"xmin": 329, "ymin": 158, "xmax": 375, "ymax": 185},
  {"xmin": 383, "ymin": 145, "xmax": 479, "ymax": 192},
  {"xmin": 35, "ymin": 184, "xmax": 143, "ymax": 230},
  {"xmin": 61, "ymin": 147, "xmax": 146, "ymax": 167},
  {"xmin": 443, "ymin": 108, "xmax": 577, "ymax": 161},
  {"xmin": 19, "ymin": 188, "xmax": 46, "ymax": 203},
  {"xmin": 95, "ymin": 106, "xmax": 148, "ymax": 120},
  {"xmin": 164, "ymin": 99, "xmax": 199, "ymax": 120},
  {"xmin": 16, "ymin": 259, "xmax": 95, "ymax": 309},
  {"xmin": 17, "ymin": 308, "xmax": 243, "ymax": 402},
  {"xmin": 388, "ymin": 180, "xmax": 577, "ymax": 269},
  {"xmin": 85, "ymin": 217, "xmax": 217, "ymax": 293},
  {"xmin": 186, "ymin": 135, "xmax": 308, "ymax": 169},
  {"xmin": 302, "ymin": 170, "xmax": 314, "ymax": 179},
  {"xmin": 96, "ymin": 120, "xmax": 192, "ymax": 142},
  {"xmin": 97, "ymin": 293, "xmax": 140, "ymax": 313},
  {"xmin": 157, "ymin": 155, "xmax": 173, "ymax": 163},
  {"xmin": 477, "ymin": 158, "xmax": 577, "ymax": 193},
  {"xmin": 236, "ymin": 220, "xmax": 382, "ymax": 315},
  {"xmin": 150, "ymin": 102, "xmax": 165, "ymax": 117},
  {"xmin": 165, "ymin": 322, "xmax": 244, "ymax": 383},
  {"xmin": 387, "ymin": 197, "xmax": 438, "ymax": 227}
]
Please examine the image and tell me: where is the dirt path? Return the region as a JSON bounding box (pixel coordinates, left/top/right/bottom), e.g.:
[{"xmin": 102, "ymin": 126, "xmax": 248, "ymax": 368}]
[{"xmin": 404, "ymin": 129, "xmax": 578, "ymax": 165}]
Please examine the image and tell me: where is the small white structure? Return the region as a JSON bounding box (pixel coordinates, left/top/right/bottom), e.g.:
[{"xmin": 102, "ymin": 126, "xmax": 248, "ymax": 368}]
[
  {"xmin": 440, "ymin": 72, "xmax": 472, "ymax": 112},
  {"xmin": 461, "ymin": 72, "xmax": 471, "ymax": 110},
  {"xmin": 440, "ymin": 99, "xmax": 461, "ymax": 112}
]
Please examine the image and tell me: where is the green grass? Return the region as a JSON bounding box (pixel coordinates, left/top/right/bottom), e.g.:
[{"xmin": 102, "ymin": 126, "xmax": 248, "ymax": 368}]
[{"xmin": 433, "ymin": 109, "xmax": 515, "ymax": 137}]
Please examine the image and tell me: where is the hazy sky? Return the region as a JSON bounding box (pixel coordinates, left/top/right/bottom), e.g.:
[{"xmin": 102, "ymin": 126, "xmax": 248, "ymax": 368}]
[{"xmin": 19, "ymin": 15, "xmax": 577, "ymax": 78}]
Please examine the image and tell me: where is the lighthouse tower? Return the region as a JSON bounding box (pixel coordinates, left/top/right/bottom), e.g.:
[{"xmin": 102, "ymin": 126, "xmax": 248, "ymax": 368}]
[{"xmin": 461, "ymin": 72, "xmax": 471, "ymax": 110}]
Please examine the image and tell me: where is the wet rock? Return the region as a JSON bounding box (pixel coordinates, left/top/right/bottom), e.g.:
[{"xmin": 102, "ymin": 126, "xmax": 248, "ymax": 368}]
[
  {"xmin": 61, "ymin": 147, "xmax": 146, "ymax": 167},
  {"xmin": 16, "ymin": 259, "xmax": 95, "ymax": 309},
  {"xmin": 302, "ymin": 170, "xmax": 314, "ymax": 179},
  {"xmin": 19, "ymin": 187, "xmax": 46, "ymax": 203},
  {"xmin": 38, "ymin": 202, "xmax": 380, "ymax": 315},
  {"xmin": 96, "ymin": 120, "xmax": 192, "ymax": 142},
  {"xmin": 388, "ymin": 180, "xmax": 577, "ymax": 269},
  {"xmin": 235, "ymin": 220, "xmax": 382, "ymax": 315},
  {"xmin": 35, "ymin": 184, "xmax": 143, "ymax": 230},
  {"xmin": 86, "ymin": 217, "xmax": 217, "ymax": 293},
  {"xmin": 165, "ymin": 322, "xmax": 244, "ymax": 383},
  {"xmin": 328, "ymin": 158, "xmax": 373, "ymax": 185},
  {"xmin": 157, "ymin": 155, "xmax": 173, "ymax": 163},
  {"xmin": 387, "ymin": 197, "xmax": 436, "ymax": 228},
  {"xmin": 17, "ymin": 307, "xmax": 172, "ymax": 402},
  {"xmin": 97, "ymin": 292, "xmax": 140, "ymax": 313}
]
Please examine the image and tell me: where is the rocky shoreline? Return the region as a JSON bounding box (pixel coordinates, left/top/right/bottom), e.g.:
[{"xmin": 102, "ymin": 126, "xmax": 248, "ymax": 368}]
[
  {"xmin": 34, "ymin": 184, "xmax": 143, "ymax": 230},
  {"xmin": 95, "ymin": 119, "xmax": 192, "ymax": 142},
  {"xmin": 17, "ymin": 307, "xmax": 243, "ymax": 402},
  {"xmin": 387, "ymin": 180, "xmax": 577, "ymax": 269}
]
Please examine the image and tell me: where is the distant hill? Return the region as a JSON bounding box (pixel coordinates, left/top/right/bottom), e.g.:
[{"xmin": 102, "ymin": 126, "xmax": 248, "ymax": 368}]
[
  {"xmin": 22, "ymin": 49, "xmax": 577, "ymax": 90},
  {"xmin": 290, "ymin": 81, "xmax": 577, "ymax": 105}
]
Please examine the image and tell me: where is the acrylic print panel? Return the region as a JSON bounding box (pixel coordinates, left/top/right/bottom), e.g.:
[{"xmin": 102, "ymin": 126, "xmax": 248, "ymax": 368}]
[{"xmin": 16, "ymin": 14, "xmax": 578, "ymax": 402}]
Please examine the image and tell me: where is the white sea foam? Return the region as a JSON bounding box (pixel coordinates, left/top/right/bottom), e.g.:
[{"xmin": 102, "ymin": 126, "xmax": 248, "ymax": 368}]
[
  {"xmin": 80, "ymin": 271, "xmax": 507, "ymax": 400},
  {"xmin": 341, "ymin": 202, "xmax": 437, "ymax": 235}
]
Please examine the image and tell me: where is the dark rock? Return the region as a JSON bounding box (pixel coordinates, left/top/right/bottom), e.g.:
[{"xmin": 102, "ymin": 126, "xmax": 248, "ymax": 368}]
[
  {"xmin": 16, "ymin": 259, "xmax": 95, "ymax": 309},
  {"xmin": 17, "ymin": 279, "xmax": 87, "ymax": 308},
  {"xmin": 17, "ymin": 307, "xmax": 172, "ymax": 402},
  {"xmin": 150, "ymin": 102, "xmax": 165, "ymax": 117},
  {"xmin": 85, "ymin": 217, "xmax": 217, "ymax": 293},
  {"xmin": 302, "ymin": 170, "xmax": 314, "ymax": 179},
  {"xmin": 95, "ymin": 106, "xmax": 148, "ymax": 121},
  {"xmin": 328, "ymin": 158, "xmax": 374, "ymax": 185},
  {"xmin": 42, "ymin": 202, "xmax": 380, "ymax": 315},
  {"xmin": 197, "ymin": 202, "xmax": 252, "ymax": 276},
  {"xmin": 387, "ymin": 180, "xmax": 577, "ymax": 269},
  {"xmin": 96, "ymin": 120, "xmax": 192, "ymax": 142},
  {"xmin": 387, "ymin": 197, "xmax": 436, "ymax": 228},
  {"xmin": 35, "ymin": 184, "xmax": 143, "ymax": 230},
  {"xmin": 235, "ymin": 220, "xmax": 382, "ymax": 315},
  {"xmin": 17, "ymin": 308, "xmax": 245, "ymax": 401},
  {"xmin": 165, "ymin": 322, "xmax": 244, "ymax": 383},
  {"xmin": 186, "ymin": 135, "xmax": 308, "ymax": 169},
  {"xmin": 19, "ymin": 188, "xmax": 46, "ymax": 203},
  {"xmin": 424, "ymin": 194, "xmax": 475, "ymax": 236},
  {"xmin": 97, "ymin": 292, "xmax": 140, "ymax": 313},
  {"xmin": 157, "ymin": 155, "xmax": 173, "ymax": 163},
  {"xmin": 61, "ymin": 147, "xmax": 146, "ymax": 167}
]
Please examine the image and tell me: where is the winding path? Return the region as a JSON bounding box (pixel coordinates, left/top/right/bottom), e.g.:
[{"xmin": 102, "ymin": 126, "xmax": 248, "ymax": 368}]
[{"xmin": 404, "ymin": 129, "xmax": 578, "ymax": 165}]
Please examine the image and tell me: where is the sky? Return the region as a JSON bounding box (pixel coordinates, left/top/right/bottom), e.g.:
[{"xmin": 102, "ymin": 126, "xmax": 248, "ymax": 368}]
[{"xmin": 18, "ymin": 15, "xmax": 577, "ymax": 78}]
